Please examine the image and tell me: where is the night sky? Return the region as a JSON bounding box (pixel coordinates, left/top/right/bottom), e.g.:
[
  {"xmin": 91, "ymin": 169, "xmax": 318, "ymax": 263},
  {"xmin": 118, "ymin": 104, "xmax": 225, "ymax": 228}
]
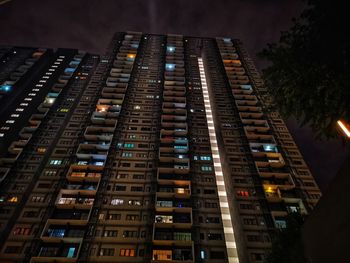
[{"xmin": 0, "ymin": 0, "xmax": 348, "ymax": 192}]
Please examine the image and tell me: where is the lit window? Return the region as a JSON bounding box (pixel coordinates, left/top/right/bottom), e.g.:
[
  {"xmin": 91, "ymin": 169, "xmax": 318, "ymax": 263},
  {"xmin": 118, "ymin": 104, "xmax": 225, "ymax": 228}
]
[
  {"xmin": 201, "ymin": 165, "xmax": 213, "ymax": 172},
  {"xmin": 0, "ymin": 133, "xmax": 4, "ymax": 137},
  {"xmin": 237, "ymin": 190, "xmax": 249, "ymax": 197},
  {"xmin": 165, "ymin": 63, "xmax": 175, "ymax": 71},
  {"xmin": 37, "ymin": 147, "xmax": 46, "ymax": 153},
  {"xmin": 39, "ymin": 80, "xmax": 46, "ymax": 83},
  {"xmin": 32, "ymin": 88, "xmax": 40, "ymax": 92},
  {"xmin": 120, "ymin": 249, "xmax": 135, "ymax": 257},
  {"xmin": 200, "ymin": 156, "xmax": 212, "ymax": 161},
  {"xmin": 124, "ymin": 143, "xmax": 134, "ymax": 148},
  {"xmin": 8, "ymin": 196, "xmax": 18, "ymax": 203},
  {"xmin": 24, "ymin": 98, "xmax": 32, "ymax": 101},
  {"xmin": 45, "ymin": 98, "xmax": 55, "ymax": 104},
  {"xmin": 28, "ymin": 93, "xmax": 36, "ymax": 96},
  {"xmin": 11, "ymin": 114, "xmax": 19, "ymax": 118},
  {"xmin": 111, "ymin": 198, "xmax": 124, "ymax": 205},
  {"xmin": 6, "ymin": 120, "xmax": 15, "ymax": 124},
  {"xmin": 50, "ymin": 159, "xmax": 62, "ymax": 165},
  {"xmin": 167, "ymin": 46, "xmax": 175, "ymax": 53},
  {"xmin": 49, "ymin": 69, "xmax": 55, "ymax": 72},
  {"xmin": 0, "ymin": 85, "xmax": 12, "ymax": 92},
  {"xmin": 1, "ymin": 126, "xmax": 9, "ymax": 130},
  {"xmin": 134, "ymin": 105, "xmax": 140, "ymax": 110},
  {"xmin": 59, "ymin": 108, "xmax": 69, "ymax": 113},
  {"xmin": 122, "ymin": 152, "xmax": 133, "ymax": 157},
  {"xmin": 16, "ymin": 108, "xmax": 24, "ymax": 112},
  {"xmin": 20, "ymin": 103, "xmax": 28, "ymax": 106}
]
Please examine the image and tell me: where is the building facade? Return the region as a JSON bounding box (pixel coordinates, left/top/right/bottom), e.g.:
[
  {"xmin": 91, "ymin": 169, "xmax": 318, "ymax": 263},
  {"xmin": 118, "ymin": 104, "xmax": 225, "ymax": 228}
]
[{"xmin": 0, "ymin": 32, "xmax": 321, "ymax": 263}]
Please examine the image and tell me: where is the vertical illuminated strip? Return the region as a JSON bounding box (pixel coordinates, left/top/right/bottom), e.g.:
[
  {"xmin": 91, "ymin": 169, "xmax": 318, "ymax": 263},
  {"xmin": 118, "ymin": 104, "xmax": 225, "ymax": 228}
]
[
  {"xmin": 198, "ymin": 58, "xmax": 240, "ymax": 263},
  {"xmin": 337, "ymin": 120, "xmax": 350, "ymax": 138}
]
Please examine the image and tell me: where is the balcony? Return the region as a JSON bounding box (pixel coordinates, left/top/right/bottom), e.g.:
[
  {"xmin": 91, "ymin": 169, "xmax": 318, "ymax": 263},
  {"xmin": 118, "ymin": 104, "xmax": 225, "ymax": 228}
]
[
  {"xmin": 75, "ymin": 157, "xmax": 105, "ymax": 167},
  {"xmin": 76, "ymin": 144, "xmax": 109, "ymax": 160},
  {"xmin": 156, "ymin": 198, "xmax": 192, "ymax": 213},
  {"xmin": 55, "ymin": 193, "xmax": 94, "ymax": 209},
  {"xmin": 158, "ymin": 163, "xmax": 189, "ymax": 175},
  {"xmin": 263, "ymin": 185, "xmax": 282, "ymax": 202},
  {"xmin": 244, "ymin": 129, "xmax": 274, "ymax": 141},
  {"xmin": 261, "ymin": 176, "xmax": 295, "ymax": 190},
  {"xmin": 152, "ymin": 248, "xmax": 193, "ymax": 262},
  {"xmin": 161, "ymin": 114, "xmax": 187, "ymax": 122},
  {"xmin": 101, "ymin": 86, "xmax": 127, "ymax": 97},
  {"xmin": 31, "ymin": 242, "xmax": 80, "ymax": 262},
  {"xmin": 153, "ymin": 231, "xmax": 192, "ymax": 246},
  {"xmin": 157, "ymin": 183, "xmax": 191, "ymax": 199},
  {"xmin": 95, "ymin": 105, "xmax": 121, "ymax": 117},
  {"xmin": 249, "ymin": 143, "xmax": 278, "ymax": 157},
  {"xmin": 163, "ymin": 96, "xmax": 186, "ymax": 104},
  {"xmin": 61, "ymin": 182, "xmax": 98, "ymax": 195},
  {"xmin": 96, "ymin": 98, "xmax": 123, "ymax": 110},
  {"xmin": 105, "ymin": 76, "xmax": 129, "ymax": 87},
  {"xmin": 155, "ymin": 213, "xmax": 192, "ymax": 228},
  {"xmin": 67, "ymin": 165, "xmax": 102, "ymax": 182},
  {"xmin": 159, "ymin": 143, "xmax": 188, "ymax": 153},
  {"xmin": 84, "ymin": 126, "xmax": 114, "ymax": 141},
  {"xmin": 161, "ymin": 127, "xmax": 187, "ymax": 136},
  {"xmin": 257, "ymin": 166, "xmax": 291, "ymax": 180},
  {"xmin": 162, "ymin": 108, "xmax": 187, "ymax": 116},
  {"xmin": 159, "ymin": 153, "xmax": 189, "ymax": 163},
  {"xmin": 161, "ymin": 121, "xmax": 187, "ymax": 129},
  {"xmin": 157, "ymin": 172, "xmax": 190, "ymax": 183},
  {"xmin": 239, "ymin": 112, "xmax": 264, "ymax": 120},
  {"xmin": 162, "ymin": 102, "xmax": 186, "ymax": 109},
  {"xmin": 50, "ymin": 208, "xmax": 90, "ymax": 223},
  {"xmin": 254, "ymin": 152, "xmax": 285, "ymax": 168},
  {"xmin": 41, "ymin": 223, "xmax": 85, "ymax": 242}
]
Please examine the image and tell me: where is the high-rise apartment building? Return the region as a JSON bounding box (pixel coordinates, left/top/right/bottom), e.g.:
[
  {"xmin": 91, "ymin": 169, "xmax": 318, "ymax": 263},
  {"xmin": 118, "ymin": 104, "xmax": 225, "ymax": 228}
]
[{"xmin": 0, "ymin": 32, "xmax": 321, "ymax": 263}]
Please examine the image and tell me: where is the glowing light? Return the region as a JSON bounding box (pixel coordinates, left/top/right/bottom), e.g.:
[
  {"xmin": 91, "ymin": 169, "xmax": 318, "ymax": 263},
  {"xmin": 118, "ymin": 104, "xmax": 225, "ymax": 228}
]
[
  {"xmin": 46, "ymin": 98, "xmax": 55, "ymax": 104},
  {"xmin": 127, "ymin": 54, "xmax": 136, "ymax": 59},
  {"xmin": 165, "ymin": 63, "xmax": 175, "ymax": 71},
  {"xmin": 167, "ymin": 46, "xmax": 175, "ymax": 52},
  {"xmin": 198, "ymin": 57, "xmax": 240, "ymax": 263},
  {"xmin": 337, "ymin": 120, "xmax": 350, "ymax": 138},
  {"xmin": 0, "ymin": 85, "xmax": 12, "ymax": 92}
]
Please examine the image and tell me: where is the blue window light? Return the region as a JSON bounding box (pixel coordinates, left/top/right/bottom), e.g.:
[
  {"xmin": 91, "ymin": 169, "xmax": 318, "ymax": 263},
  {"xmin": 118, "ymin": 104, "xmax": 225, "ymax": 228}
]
[
  {"xmin": 165, "ymin": 63, "xmax": 175, "ymax": 71},
  {"xmin": 64, "ymin": 68, "xmax": 76, "ymax": 74},
  {"xmin": 0, "ymin": 85, "xmax": 12, "ymax": 92},
  {"xmin": 167, "ymin": 46, "xmax": 176, "ymax": 53},
  {"xmin": 67, "ymin": 247, "xmax": 76, "ymax": 258},
  {"xmin": 263, "ymin": 144, "xmax": 277, "ymax": 152}
]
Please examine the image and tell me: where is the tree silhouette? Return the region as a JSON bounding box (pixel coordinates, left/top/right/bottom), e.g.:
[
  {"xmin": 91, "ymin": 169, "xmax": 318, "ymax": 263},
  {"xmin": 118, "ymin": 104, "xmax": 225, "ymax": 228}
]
[{"xmin": 259, "ymin": 0, "xmax": 350, "ymax": 138}]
